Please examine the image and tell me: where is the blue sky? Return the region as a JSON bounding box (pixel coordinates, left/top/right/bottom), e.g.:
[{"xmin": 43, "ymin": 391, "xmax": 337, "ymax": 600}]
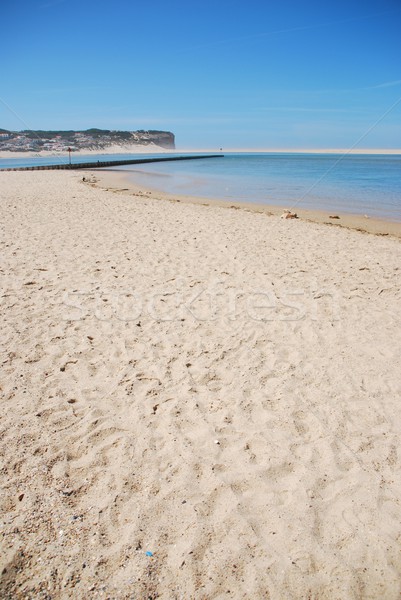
[{"xmin": 1, "ymin": 0, "xmax": 400, "ymax": 149}]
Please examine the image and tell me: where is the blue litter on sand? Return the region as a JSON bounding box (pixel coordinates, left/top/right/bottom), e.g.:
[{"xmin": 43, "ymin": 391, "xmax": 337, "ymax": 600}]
[{"xmin": 145, "ymin": 551, "xmax": 153, "ymax": 557}]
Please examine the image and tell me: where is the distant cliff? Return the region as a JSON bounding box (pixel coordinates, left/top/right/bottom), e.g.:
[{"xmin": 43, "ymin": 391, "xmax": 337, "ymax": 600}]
[{"xmin": 0, "ymin": 128, "xmax": 175, "ymax": 152}]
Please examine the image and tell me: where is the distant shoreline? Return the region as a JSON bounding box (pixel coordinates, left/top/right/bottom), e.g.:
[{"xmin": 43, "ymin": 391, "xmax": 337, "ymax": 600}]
[
  {"xmin": 1, "ymin": 146, "xmax": 400, "ymax": 160},
  {"xmin": 179, "ymin": 148, "xmax": 401, "ymax": 155},
  {"xmin": 0, "ymin": 144, "xmax": 171, "ymax": 160}
]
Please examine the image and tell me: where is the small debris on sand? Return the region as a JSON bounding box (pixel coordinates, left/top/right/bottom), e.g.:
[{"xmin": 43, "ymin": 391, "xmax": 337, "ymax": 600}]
[
  {"xmin": 280, "ymin": 210, "xmax": 298, "ymax": 219},
  {"xmin": 329, "ymin": 215, "xmax": 340, "ymax": 219}
]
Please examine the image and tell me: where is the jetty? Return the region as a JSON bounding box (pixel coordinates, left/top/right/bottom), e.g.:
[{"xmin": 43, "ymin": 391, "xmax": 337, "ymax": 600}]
[{"xmin": 0, "ymin": 154, "xmax": 223, "ymax": 172}]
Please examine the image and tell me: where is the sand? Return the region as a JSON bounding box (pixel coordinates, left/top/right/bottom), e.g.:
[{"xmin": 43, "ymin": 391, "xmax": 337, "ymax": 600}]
[
  {"xmin": 1, "ymin": 170, "xmax": 401, "ymax": 599},
  {"xmin": 177, "ymin": 148, "xmax": 401, "ymax": 155},
  {"xmin": 0, "ymin": 143, "xmax": 170, "ymax": 160},
  {"xmin": 93, "ymin": 168, "xmax": 401, "ymax": 239}
]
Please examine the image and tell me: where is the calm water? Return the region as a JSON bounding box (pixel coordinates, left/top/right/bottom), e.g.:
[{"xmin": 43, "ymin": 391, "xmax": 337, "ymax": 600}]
[
  {"xmin": 2, "ymin": 152, "xmax": 400, "ymax": 221},
  {"xmin": 114, "ymin": 152, "xmax": 401, "ymax": 221},
  {"xmin": 0, "ymin": 152, "xmax": 173, "ymax": 169}
]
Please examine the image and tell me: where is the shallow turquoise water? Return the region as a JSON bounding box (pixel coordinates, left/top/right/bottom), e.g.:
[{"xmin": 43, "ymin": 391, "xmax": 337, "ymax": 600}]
[
  {"xmin": 115, "ymin": 152, "xmax": 401, "ymax": 221},
  {"xmin": 1, "ymin": 152, "xmax": 400, "ymax": 221}
]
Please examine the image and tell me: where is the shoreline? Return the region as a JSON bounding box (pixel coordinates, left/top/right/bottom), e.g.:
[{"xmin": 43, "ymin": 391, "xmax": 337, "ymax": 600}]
[
  {"xmin": 0, "ymin": 143, "xmax": 171, "ymax": 160},
  {"xmin": 1, "ymin": 147, "xmax": 400, "ymax": 159},
  {"xmin": 179, "ymin": 148, "xmax": 401, "ymax": 155},
  {"xmin": 87, "ymin": 167, "xmax": 401, "ymax": 239}
]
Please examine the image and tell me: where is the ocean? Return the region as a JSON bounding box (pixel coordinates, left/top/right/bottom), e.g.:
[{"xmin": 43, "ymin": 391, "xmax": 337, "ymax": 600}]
[{"xmin": 2, "ymin": 152, "xmax": 400, "ymax": 221}]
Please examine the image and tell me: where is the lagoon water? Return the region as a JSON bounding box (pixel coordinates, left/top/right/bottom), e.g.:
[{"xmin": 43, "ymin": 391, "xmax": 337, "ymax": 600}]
[
  {"xmin": 2, "ymin": 152, "xmax": 400, "ymax": 221},
  {"xmin": 0, "ymin": 152, "xmax": 170, "ymax": 169},
  {"xmin": 116, "ymin": 153, "xmax": 401, "ymax": 221}
]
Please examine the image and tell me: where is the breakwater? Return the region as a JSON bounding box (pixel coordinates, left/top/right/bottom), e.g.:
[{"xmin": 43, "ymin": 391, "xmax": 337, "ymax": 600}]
[{"xmin": 0, "ymin": 154, "xmax": 223, "ymax": 172}]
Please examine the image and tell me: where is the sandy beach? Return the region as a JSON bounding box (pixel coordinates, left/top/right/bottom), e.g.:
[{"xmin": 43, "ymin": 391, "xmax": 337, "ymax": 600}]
[
  {"xmin": 1, "ymin": 169, "xmax": 401, "ymax": 599},
  {"xmin": 0, "ymin": 144, "xmax": 172, "ymax": 161}
]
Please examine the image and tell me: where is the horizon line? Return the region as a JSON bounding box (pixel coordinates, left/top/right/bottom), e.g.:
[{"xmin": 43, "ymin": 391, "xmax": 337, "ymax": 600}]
[{"xmin": 177, "ymin": 147, "xmax": 401, "ymax": 155}]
